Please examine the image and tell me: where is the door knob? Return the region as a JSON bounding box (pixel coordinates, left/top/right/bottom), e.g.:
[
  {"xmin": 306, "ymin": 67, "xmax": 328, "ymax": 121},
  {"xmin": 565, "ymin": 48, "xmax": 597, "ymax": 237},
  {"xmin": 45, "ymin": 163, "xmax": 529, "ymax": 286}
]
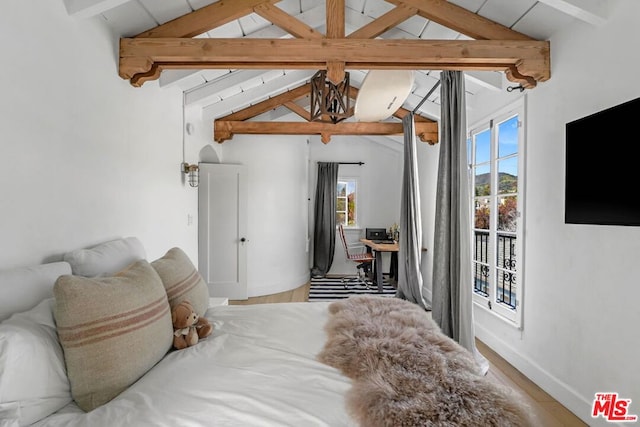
[{"xmin": 240, "ymin": 237, "xmax": 247, "ymax": 243}]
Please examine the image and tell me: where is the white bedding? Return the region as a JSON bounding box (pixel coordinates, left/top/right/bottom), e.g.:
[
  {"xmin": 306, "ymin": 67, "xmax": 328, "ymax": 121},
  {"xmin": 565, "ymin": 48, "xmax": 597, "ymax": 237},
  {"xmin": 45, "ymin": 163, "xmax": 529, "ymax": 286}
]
[{"xmin": 32, "ymin": 302, "xmax": 356, "ymax": 427}]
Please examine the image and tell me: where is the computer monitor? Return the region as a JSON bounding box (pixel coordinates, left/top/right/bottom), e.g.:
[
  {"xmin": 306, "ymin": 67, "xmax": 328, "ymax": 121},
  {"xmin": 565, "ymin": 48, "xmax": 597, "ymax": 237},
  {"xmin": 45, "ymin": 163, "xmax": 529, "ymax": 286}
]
[{"xmin": 365, "ymin": 228, "xmax": 387, "ymax": 240}]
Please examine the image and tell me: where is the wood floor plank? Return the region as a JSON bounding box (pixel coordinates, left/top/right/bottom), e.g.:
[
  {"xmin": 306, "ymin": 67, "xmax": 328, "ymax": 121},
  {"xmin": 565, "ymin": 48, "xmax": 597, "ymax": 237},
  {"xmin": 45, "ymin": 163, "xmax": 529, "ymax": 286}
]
[
  {"xmin": 476, "ymin": 339, "xmax": 586, "ymax": 426},
  {"xmin": 229, "ymin": 282, "xmax": 309, "ymax": 305},
  {"xmin": 539, "ymin": 402, "xmax": 589, "ymax": 427},
  {"xmin": 476, "ymin": 339, "xmax": 556, "ymax": 402}
]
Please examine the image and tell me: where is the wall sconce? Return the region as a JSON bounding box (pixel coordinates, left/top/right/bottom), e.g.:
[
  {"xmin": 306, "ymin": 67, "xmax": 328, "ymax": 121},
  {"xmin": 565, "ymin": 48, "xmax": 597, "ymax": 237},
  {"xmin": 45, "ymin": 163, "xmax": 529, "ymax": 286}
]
[
  {"xmin": 181, "ymin": 92, "xmax": 199, "ymax": 188},
  {"xmin": 182, "ymin": 162, "xmax": 199, "ymax": 188}
]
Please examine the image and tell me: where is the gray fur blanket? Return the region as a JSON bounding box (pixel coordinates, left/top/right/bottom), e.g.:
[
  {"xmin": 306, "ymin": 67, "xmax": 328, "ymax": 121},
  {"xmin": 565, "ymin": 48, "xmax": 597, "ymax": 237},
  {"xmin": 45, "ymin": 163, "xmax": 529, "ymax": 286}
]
[{"xmin": 317, "ymin": 296, "xmax": 534, "ymax": 427}]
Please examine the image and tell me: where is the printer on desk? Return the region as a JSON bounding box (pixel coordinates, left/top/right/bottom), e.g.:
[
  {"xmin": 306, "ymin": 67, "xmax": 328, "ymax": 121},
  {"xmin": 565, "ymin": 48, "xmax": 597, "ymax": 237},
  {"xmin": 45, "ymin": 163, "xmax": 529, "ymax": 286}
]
[
  {"xmin": 365, "ymin": 228, "xmax": 395, "ymax": 244},
  {"xmin": 365, "ymin": 228, "xmax": 387, "ymax": 240}
]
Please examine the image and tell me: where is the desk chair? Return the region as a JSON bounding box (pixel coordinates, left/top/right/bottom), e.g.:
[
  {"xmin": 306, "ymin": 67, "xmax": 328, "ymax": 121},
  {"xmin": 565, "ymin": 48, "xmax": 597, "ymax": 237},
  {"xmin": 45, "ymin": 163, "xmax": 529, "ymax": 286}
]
[{"xmin": 338, "ymin": 224, "xmax": 375, "ymax": 289}]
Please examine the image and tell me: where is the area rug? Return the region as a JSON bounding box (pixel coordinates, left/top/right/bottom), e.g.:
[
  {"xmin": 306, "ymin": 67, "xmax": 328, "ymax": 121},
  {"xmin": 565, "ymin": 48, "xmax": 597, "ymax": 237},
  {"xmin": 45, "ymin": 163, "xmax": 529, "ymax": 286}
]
[
  {"xmin": 317, "ymin": 296, "xmax": 535, "ymax": 427},
  {"xmin": 309, "ymin": 276, "xmax": 396, "ymax": 301}
]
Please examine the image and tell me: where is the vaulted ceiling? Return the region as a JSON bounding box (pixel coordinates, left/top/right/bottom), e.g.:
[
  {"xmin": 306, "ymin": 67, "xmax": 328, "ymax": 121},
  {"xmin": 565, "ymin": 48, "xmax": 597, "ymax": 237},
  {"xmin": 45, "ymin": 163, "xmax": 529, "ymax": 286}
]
[{"xmin": 63, "ymin": 0, "xmax": 610, "ymax": 142}]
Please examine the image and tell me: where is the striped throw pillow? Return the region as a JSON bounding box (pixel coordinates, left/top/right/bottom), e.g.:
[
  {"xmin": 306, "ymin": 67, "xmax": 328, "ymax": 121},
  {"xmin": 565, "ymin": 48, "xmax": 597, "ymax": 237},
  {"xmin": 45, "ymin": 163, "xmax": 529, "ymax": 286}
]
[
  {"xmin": 53, "ymin": 260, "xmax": 172, "ymax": 412},
  {"xmin": 151, "ymin": 247, "xmax": 210, "ymax": 316}
]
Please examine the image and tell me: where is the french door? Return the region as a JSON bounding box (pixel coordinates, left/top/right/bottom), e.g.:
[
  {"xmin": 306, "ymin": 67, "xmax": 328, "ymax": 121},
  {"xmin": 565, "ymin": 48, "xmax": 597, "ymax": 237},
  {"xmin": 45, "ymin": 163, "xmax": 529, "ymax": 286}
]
[{"xmin": 469, "ymin": 99, "xmax": 525, "ymax": 326}]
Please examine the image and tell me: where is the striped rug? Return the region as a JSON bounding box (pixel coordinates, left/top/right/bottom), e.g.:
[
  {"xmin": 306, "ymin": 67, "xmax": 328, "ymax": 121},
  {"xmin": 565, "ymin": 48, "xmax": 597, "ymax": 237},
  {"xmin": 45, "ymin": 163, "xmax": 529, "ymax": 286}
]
[{"xmin": 309, "ymin": 276, "xmax": 397, "ymax": 301}]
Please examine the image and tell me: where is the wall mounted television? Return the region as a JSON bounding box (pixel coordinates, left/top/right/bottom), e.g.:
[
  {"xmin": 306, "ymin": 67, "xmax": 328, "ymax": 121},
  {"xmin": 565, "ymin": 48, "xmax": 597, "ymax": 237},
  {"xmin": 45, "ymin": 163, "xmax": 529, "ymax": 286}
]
[{"xmin": 565, "ymin": 96, "xmax": 640, "ymax": 226}]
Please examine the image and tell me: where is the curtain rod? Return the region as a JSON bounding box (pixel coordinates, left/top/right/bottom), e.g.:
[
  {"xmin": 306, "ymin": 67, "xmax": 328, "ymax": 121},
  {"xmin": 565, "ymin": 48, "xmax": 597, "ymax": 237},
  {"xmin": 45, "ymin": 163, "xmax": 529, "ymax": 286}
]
[
  {"xmin": 317, "ymin": 161, "xmax": 364, "ymax": 165},
  {"xmin": 412, "ymin": 80, "xmax": 441, "ymax": 114}
]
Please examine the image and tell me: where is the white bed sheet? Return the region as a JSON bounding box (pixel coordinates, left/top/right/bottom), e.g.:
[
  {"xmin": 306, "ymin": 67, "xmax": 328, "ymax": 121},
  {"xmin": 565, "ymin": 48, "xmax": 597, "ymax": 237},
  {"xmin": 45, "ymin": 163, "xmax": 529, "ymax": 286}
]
[{"xmin": 33, "ymin": 302, "xmax": 356, "ymax": 427}]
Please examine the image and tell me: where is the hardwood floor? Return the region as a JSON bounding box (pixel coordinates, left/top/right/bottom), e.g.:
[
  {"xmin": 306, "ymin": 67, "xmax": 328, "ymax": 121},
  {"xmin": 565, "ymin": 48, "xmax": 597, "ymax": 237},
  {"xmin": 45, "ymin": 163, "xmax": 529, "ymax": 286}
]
[
  {"xmin": 228, "ymin": 282, "xmax": 310, "ymax": 305},
  {"xmin": 230, "ymin": 283, "xmax": 587, "ymax": 426},
  {"xmin": 476, "ymin": 340, "xmax": 587, "ymax": 426}
]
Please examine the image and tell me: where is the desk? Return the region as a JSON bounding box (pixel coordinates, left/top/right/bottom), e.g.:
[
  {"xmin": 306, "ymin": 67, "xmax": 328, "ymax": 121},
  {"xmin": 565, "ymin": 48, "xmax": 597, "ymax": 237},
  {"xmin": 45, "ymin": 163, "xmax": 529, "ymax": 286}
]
[{"xmin": 360, "ymin": 238, "xmax": 398, "ymax": 293}]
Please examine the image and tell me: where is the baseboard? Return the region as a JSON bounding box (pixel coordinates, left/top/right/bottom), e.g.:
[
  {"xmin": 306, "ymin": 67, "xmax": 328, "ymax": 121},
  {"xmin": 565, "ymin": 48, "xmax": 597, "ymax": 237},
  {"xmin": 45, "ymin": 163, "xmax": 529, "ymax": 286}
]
[{"xmin": 474, "ymin": 322, "xmax": 605, "ymax": 426}]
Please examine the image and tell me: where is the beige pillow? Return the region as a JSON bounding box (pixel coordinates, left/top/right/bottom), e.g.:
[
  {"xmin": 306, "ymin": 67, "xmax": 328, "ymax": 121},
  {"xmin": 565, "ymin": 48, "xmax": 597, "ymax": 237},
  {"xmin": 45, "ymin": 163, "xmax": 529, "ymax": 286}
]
[
  {"xmin": 151, "ymin": 247, "xmax": 209, "ymax": 316},
  {"xmin": 54, "ymin": 260, "xmax": 172, "ymax": 412}
]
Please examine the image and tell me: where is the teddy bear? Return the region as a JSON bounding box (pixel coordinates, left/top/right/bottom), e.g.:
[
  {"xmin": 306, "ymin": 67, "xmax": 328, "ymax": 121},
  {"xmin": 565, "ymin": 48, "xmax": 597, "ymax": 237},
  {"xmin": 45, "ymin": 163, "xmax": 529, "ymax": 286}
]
[{"xmin": 171, "ymin": 300, "xmax": 213, "ymax": 350}]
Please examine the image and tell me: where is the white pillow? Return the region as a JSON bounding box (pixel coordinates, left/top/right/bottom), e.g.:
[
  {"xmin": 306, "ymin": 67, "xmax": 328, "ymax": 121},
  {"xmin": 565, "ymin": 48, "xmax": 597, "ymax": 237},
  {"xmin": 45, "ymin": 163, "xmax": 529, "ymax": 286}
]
[
  {"xmin": 0, "ymin": 262, "xmax": 71, "ymax": 323},
  {"xmin": 0, "ymin": 299, "xmax": 71, "ymax": 426},
  {"xmin": 63, "ymin": 237, "xmax": 146, "ymax": 277}
]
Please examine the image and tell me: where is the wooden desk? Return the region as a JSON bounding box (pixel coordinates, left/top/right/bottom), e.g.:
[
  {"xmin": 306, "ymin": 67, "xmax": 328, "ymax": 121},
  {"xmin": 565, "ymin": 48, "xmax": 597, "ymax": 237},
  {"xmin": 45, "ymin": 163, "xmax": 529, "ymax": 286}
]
[{"xmin": 360, "ymin": 238, "xmax": 398, "ymax": 293}]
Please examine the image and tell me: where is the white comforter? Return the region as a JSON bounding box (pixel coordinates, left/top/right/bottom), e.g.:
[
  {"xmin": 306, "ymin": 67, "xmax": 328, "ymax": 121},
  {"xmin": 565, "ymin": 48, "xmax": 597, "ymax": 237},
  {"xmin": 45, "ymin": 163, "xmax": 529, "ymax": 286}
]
[{"xmin": 33, "ymin": 302, "xmax": 356, "ymax": 427}]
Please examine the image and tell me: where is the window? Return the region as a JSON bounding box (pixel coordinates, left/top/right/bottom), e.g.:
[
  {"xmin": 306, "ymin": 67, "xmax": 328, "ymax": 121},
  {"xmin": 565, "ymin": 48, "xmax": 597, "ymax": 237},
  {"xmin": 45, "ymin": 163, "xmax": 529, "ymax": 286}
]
[
  {"xmin": 468, "ymin": 99, "xmax": 525, "ymax": 326},
  {"xmin": 336, "ymin": 179, "xmax": 357, "ymax": 227}
]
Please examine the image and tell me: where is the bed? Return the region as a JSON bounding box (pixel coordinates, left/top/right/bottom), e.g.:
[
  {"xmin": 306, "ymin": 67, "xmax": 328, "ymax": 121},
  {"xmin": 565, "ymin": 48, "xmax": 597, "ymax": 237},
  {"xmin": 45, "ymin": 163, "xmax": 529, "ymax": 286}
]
[
  {"xmin": 35, "ymin": 302, "xmax": 353, "ymax": 426},
  {"xmin": 0, "ymin": 237, "xmax": 533, "ymax": 427}
]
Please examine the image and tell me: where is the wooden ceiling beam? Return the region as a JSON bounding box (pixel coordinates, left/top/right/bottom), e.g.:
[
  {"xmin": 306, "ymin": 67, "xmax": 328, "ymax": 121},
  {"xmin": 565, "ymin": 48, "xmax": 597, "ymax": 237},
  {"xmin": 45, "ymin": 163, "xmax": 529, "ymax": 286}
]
[
  {"xmin": 135, "ymin": 0, "xmax": 281, "ymax": 38},
  {"xmin": 119, "ymin": 38, "xmax": 546, "ymax": 68},
  {"xmin": 326, "ymin": 0, "xmax": 346, "ymax": 84},
  {"xmin": 119, "ymin": 38, "xmax": 550, "ymax": 88},
  {"xmin": 392, "ymin": 106, "xmax": 429, "ymax": 122},
  {"xmin": 385, "ymin": 0, "xmax": 533, "ymax": 41},
  {"xmin": 348, "ymin": 4, "xmax": 418, "ymax": 39},
  {"xmin": 284, "ymin": 101, "xmax": 311, "ymax": 121},
  {"xmin": 214, "ymin": 121, "xmax": 438, "ymax": 144},
  {"xmin": 253, "ymin": 3, "xmax": 323, "ymax": 39},
  {"xmin": 121, "ymin": 0, "xmax": 551, "ymax": 90},
  {"xmin": 212, "ymin": 80, "xmax": 438, "ymax": 144},
  {"xmin": 326, "ymin": 0, "xmax": 345, "ymax": 39}
]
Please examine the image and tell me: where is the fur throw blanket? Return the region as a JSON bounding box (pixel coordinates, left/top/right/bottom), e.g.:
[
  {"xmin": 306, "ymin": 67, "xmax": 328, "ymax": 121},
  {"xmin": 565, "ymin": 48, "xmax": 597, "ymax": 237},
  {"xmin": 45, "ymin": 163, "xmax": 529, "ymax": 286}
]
[{"xmin": 317, "ymin": 296, "xmax": 534, "ymax": 427}]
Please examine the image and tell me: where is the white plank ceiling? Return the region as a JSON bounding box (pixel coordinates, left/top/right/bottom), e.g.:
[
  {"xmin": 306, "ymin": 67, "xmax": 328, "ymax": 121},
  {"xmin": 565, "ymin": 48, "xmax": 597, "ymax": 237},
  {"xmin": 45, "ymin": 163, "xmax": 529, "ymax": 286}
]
[{"xmin": 64, "ymin": 0, "xmax": 614, "ymax": 123}]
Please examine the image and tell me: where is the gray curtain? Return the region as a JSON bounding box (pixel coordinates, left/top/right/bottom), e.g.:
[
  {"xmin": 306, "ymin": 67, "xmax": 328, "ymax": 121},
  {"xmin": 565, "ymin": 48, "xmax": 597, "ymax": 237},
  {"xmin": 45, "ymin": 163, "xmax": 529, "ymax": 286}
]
[
  {"xmin": 432, "ymin": 71, "xmax": 489, "ymax": 374},
  {"xmin": 396, "ymin": 113, "xmax": 428, "ymax": 309},
  {"xmin": 311, "ymin": 162, "xmax": 339, "ymax": 278}
]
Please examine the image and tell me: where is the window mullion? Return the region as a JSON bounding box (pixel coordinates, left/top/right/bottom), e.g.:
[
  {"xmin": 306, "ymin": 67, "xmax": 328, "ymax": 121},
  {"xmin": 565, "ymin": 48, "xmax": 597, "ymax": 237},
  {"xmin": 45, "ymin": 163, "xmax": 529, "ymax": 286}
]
[{"xmin": 489, "ymin": 120, "xmax": 498, "ymax": 306}]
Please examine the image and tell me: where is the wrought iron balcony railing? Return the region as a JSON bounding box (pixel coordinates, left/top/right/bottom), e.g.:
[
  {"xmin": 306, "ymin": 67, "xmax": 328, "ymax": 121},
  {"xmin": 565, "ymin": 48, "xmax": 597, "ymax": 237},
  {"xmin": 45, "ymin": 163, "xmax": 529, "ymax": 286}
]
[{"xmin": 473, "ymin": 231, "xmax": 517, "ymax": 310}]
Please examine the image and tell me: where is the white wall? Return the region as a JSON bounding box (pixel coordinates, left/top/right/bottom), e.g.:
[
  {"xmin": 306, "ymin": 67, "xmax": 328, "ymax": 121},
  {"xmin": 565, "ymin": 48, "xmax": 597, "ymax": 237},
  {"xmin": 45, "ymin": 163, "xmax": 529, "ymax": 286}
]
[
  {"xmin": 212, "ymin": 125, "xmax": 425, "ymax": 293},
  {"xmin": 184, "ymin": 104, "xmax": 222, "ymax": 165},
  {"xmin": 462, "ymin": 3, "xmax": 640, "ymax": 424},
  {"xmin": 206, "ymin": 120, "xmax": 409, "ymax": 295},
  {"xmin": 0, "ymin": 1, "xmax": 198, "ymax": 269},
  {"xmin": 218, "ymin": 134, "xmax": 310, "ymax": 297}
]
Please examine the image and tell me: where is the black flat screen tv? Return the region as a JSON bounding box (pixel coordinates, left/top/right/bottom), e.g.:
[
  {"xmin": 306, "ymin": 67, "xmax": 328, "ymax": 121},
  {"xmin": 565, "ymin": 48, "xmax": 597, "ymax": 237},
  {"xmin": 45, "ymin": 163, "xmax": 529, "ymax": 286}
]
[{"xmin": 565, "ymin": 96, "xmax": 640, "ymax": 226}]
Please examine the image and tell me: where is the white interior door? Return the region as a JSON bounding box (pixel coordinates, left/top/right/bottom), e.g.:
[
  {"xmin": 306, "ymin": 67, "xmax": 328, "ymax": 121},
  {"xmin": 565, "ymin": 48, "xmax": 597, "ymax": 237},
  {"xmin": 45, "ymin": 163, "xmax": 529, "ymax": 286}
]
[{"xmin": 198, "ymin": 163, "xmax": 248, "ymax": 300}]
